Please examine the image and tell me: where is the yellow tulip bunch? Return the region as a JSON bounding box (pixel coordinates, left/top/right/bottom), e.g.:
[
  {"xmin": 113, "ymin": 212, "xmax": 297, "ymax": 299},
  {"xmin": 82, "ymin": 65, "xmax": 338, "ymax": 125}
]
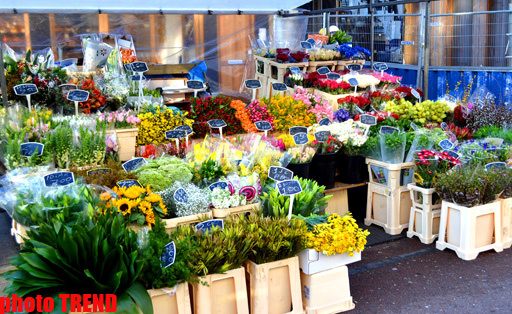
[
  {"xmin": 136, "ymin": 109, "xmax": 194, "ymax": 146},
  {"xmin": 264, "ymin": 94, "xmax": 316, "ymax": 131}
]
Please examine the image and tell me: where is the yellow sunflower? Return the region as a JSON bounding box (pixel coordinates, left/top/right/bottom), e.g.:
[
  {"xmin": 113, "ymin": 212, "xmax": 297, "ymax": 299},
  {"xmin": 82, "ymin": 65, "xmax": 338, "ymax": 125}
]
[
  {"xmin": 100, "ymin": 192, "xmax": 112, "ymax": 201},
  {"xmin": 159, "ymin": 201, "xmax": 168, "ymax": 215},
  {"xmin": 113, "ymin": 187, "xmax": 126, "ymax": 197},
  {"xmin": 145, "ymin": 193, "xmax": 162, "ymax": 203},
  {"xmin": 139, "ymin": 200, "xmax": 151, "ymax": 214},
  {"xmin": 146, "ymin": 185, "xmax": 152, "ymax": 195},
  {"xmin": 115, "ymin": 198, "xmax": 132, "ymax": 216},
  {"xmin": 124, "ymin": 186, "xmax": 145, "ymax": 199}
]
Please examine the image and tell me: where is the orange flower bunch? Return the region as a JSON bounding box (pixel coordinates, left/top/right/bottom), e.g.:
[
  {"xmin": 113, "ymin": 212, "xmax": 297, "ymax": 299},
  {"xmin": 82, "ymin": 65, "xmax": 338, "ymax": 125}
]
[
  {"xmin": 230, "ymin": 99, "xmax": 258, "ymax": 133},
  {"xmin": 120, "ymin": 48, "xmax": 137, "ymax": 64},
  {"xmin": 68, "ymin": 78, "xmax": 106, "ymax": 114}
]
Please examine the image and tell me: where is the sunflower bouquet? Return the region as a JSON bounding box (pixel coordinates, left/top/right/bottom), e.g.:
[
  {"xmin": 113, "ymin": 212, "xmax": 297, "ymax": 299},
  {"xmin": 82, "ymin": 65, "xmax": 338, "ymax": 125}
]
[{"xmin": 101, "ymin": 185, "xmax": 168, "ymax": 227}]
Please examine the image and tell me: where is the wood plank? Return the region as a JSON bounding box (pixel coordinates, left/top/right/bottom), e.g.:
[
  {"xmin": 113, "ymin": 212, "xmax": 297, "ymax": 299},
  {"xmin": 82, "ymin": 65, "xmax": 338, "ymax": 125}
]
[{"xmin": 324, "ymin": 182, "xmax": 367, "ymax": 193}]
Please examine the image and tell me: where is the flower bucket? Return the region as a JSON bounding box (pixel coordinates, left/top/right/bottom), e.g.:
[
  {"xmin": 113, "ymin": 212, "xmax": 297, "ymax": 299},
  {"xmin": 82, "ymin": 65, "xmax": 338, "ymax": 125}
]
[
  {"xmin": 106, "ymin": 128, "xmax": 138, "ymax": 161},
  {"xmin": 148, "ymin": 283, "xmax": 192, "ymax": 314},
  {"xmin": 298, "ymin": 249, "xmax": 361, "ymax": 275},
  {"xmin": 163, "ymin": 211, "xmax": 213, "ymax": 233},
  {"xmin": 286, "ymin": 162, "xmax": 311, "ymax": 180},
  {"xmin": 337, "ymin": 154, "xmax": 368, "ymax": 184},
  {"xmin": 310, "ymin": 153, "xmax": 337, "ymax": 189},
  {"xmin": 379, "ymin": 132, "xmax": 406, "ymax": 164}
]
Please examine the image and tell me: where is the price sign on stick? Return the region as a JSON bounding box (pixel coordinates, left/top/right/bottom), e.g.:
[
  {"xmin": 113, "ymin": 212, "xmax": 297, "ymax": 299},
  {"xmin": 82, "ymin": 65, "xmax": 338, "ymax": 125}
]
[
  {"xmin": 268, "ymin": 166, "xmax": 294, "ymax": 182},
  {"xmin": 129, "ymin": 75, "xmax": 146, "ymax": 81},
  {"xmin": 122, "ymin": 158, "xmax": 147, "ymax": 173},
  {"xmin": 86, "ymin": 168, "xmax": 112, "ymax": 176},
  {"xmin": 438, "ymin": 139, "xmax": 453, "ymax": 150},
  {"xmin": 314, "ymin": 131, "xmax": 331, "ymax": 142},
  {"xmin": 411, "ymin": 89, "xmax": 421, "ymax": 102},
  {"xmin": 255, "ymin": 121, "xmax": 272, "ymax": 137},
  {"xmin": 187, "ymin": 80, "xmax": 204, "ymax": 97},
  {"xmin": 348, "ymin": 78, "xmax": 359, "ymax": 96},
  {"xmin": 174, "ymin": 188, "xmax": 189, "ymax": 204},
  {"xmin": 44, "ymin": 172, "xmax": 75, "ymax": 187},
  {"xmin": 161, "ymin": 241, "xmax": 176, "ymax": 268},
  {"xmin": 20, "ymin": 142, "xmax": 44, "ymax": 157},
  {"xmin": 443, "ymin": 150, "xmax": 460, "ymax": 159},
  {"xmin": 289, "ymin": 126, "xmax": 308, "ymax": 136},
  {"xmin": 380, "ymin": 126, "xmax": 400, "ymax": 135},
  {"xmin": 67, "ymin": 90, "xmax": 90, "ymax": 116},
  {"xmin": 196, "ymin": 219, "xmax": 224, "ymax": 233},
  {"xmin": 125, "ymin": 62, "xmax": 148, "ymax": 112},
  {"xmin": 306, "ymin": 38, "xmax": 316, "ymax": 45},
  {"xmin": 276, "ymin": 180, "xmax": 303, "ymax": 220},
  {"xmin": 318, "ymin": 118, "xmax": 331, "ymax": 126},
  {"xmin": 360, "ymin": 115, "xmax": 377, "ymax": 126},
  {"xmin": 208, "ymin": 181, "xmax": 230, "ymax": 192},
  {"xmin": 346, "ymin": 63, "xmax": 362, "ymax": 73},
  {"xmin": 326, "ymin": 72, "xmax": 341, "ymax": 80},
  {"xmin": 300, "ymin": 41, "xmax": 313, "ymax": 49},
  {"xmin": 290, "ymin": 67, "xmax": 301, "ymax": 75},
  {"xmin": 207, "ymin": 119, "xmax": 227, "ymax": 140},
  {"xmin": 245, "ymin": 79, "xmax": 262, "ymax": 101},
  {"xmin": 14, "ymin": 84, "xmax": 38, "ymax": 111},
  {"xmin": 174, "ymin": 125, "xmax": 193, "ymax": 147},
  {"xmin": 272, "ymin": 82, "xmax": 287, "ymax": 93},
  {"xmin": 485, "ymin": 162, "xmax": 507, "ymax": 171},
  {"xmin": 410, "ymin": 122, "xmax": 419, "ymax": 131},
  {"xmin": 293, "ymin": 133, "xmax": 309, "ymax": 146},
  {"xmin": 166, "ymin": 129, "xmax": 186, "ymax": 150},
  {"xmin": 316, "ymin": 66, "xmax": 331, "ymax": 75},
  {"xmin": 116, "ymin": 180, "xmax": 142, "ymax": 188},
  {"xmin": 373, "ymin": 62, "xmax": 388, "ymax": 76}
]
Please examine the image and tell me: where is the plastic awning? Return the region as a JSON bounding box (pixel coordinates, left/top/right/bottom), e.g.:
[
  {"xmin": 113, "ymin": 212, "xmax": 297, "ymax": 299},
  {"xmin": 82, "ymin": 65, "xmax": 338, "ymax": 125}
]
[{"xmin": 0, "ymin": 0, "xmax": 310, "ymax": 14}]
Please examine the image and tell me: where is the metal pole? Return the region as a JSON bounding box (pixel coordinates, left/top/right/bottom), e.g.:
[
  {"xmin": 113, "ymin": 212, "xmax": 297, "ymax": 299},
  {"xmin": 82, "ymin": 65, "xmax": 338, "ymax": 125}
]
[
  {"xmin": 416, "ymin": 4, "xmax": 426, "ymax": 92},
  {"xmin": 0, "ymin": 35, "xmax": 8, "ymax": 107},
  {"xmin": 322, "ymin": 12, "xmax": 328, "ymax": 35},
  {"xmin": 370, "ymin": 0, "xmax": 375, "ymax": 70},
  {"xmin": 423, "ymin": 1, "xmax": 431, "ymax": 99}
]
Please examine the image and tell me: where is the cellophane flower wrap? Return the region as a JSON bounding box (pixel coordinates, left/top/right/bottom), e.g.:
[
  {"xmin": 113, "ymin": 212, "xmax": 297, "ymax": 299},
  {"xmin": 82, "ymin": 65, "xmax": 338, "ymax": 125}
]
[
  {"xmin": 310, "ymin": 120, "xmax": 368, "ymax": 156},
  {"xmin": 136, "ymin": 107, "xmax": 193, "ymax": 146},
  {"xmin": 190, "ymin": 95, "xmax": 243, "ymax": 138}
]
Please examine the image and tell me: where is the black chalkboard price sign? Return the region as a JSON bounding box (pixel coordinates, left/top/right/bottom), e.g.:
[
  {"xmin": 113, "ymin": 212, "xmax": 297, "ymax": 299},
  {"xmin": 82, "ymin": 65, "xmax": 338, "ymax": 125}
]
[
  {"xmin": 290, "ymin": 66, "xmax": 301, "ymax": 75},
  {"xmin": 44, "ymin": 172, "xmax": 75, "ymax": 187},
  {"xmin": 300, "ymin": 41, "xmax": 313, "ymax": 49},
  {"xmin": 318, "ymin": 118, "xmax": 331, "ymax": 126},
  {"xmin": 293, "ymin": 133, "xmax": 309, "ymax": 146},
  {"xmin": 67, "ymin": 90, "xmax": 90, "ymax": 102},
  {"xmin": 348, "ymin": 78, "xmax": 359, "ymax": 87},
  {"xmin": 276, "ymin": 180, "xmax": 303, "ymax": 196},
  {"xmin": 244, "ymin": 79, "xmax": 262, "ymax": 89},
  {"xmin": 129, "ymin": 75, "xmax": 146, "ymax": 81},
  {"xmin": 125, "ymin": 61, "xmax": 148, "ymax": 73},
  {"xmin": 207, "ymin": 119, "xmax": 227, "ymax": 128},
  {"xmin": 306, "ymin": 38, "xmax": 316, "ymax": 45},
  {"xmin": 314, "ymin": 131, "xmax": 331, "ymax": 142},
  {"xmin": 165, "ymin": 129, "xmax": 186, "ymax": 139},
  {"xmin": 173, "ymin": 125, "xmax": 193, "ymax": 136},
  {"xmin": 289, "ymin": 126, "xmax": 308, "ymax": 136},
  {"xmin": 116, "ymin": 180, "xmax": 142, "ymax": 188},
  {"xmin": 373, "ymin": 62, "xmax": 388, "ymax": 72},
  {"xmin": 346, "ymin": 64, "xmax": 362, "ymax": 72},
  {"xmin": 268, "ymin": 166, "xmax": 294, "ymax": 182},
  {"xmin": 86, "ymin": 168, "xmax": 112, "ymax": 176},
  {"xmin": 186, "ymin": 80, "xmax": 204, "ymax": 90},
  {"xmin": 485, "ymin": 162, "xmax": 507, "ymax": 171},
  {"xmin": 255, "ymin": 121, "xmax": 272, "ymax": 131},
  {"xmin": 14, "ymin": 84, "xmax": 38, "ymax": 96},
  {"xmin": 161, "ymin": 241, "xmax": 176, "ymax": 268},
  {"xmin": 442, "ymin": 150, "xmax": 460, "ymax": 159},
  {"xmin": 316, "ymin": 66, "xmax": 331, "ymax": 75},
  {"xmin": 438, "ymin": 139, "xmax": 453, "ymax": 150},
  {"xmin": 360, "ymin": 114, "xmax": 377, "ymax": 126},
  {"xmin": 326, "ymin": 72, "xmax": 341, "ymax": 80},
  {"xmin": 20, "ymin": 142, "xmax": 44, "ymax": 157},
  {"xmin": 208, "ymin": 181, "xmax": 229, "ymax": 191},
  {"xmin": 272, "ymin": 82, "xmax": 287, "ymax": 91},
  {"xmin": 195, "ymin": 219, "xmax": 224, "ymax": 233},
  {"xmin": 380, "ymin": 126, "xmax": 400, "ymax": 135},
  {"xmin": 174, "ymin": 188, "xmax": 189, "ymax": 204},
  {"xmin": 122, "ymin": 158, "xmax": 146, "ymax": 173}
]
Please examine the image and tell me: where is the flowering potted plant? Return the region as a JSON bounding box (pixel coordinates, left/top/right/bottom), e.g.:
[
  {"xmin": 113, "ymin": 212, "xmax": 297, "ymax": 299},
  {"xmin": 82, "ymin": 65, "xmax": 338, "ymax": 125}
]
[{"xmin": 310, "ymin": 136, "xmax": 343, "ymax": 189}]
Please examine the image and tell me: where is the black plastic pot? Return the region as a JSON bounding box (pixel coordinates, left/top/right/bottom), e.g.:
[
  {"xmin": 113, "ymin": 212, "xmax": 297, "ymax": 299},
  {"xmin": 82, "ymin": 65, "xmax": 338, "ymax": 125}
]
[
  {"xmin": 310, "ymin": 153, "xmax": 338, "ymax": 189},
  {"xmin": 286, "ymin": 162, "xmax": 311, "ymax": 180},
  {"xmin": 337, "ymin": 154, "xmax": 368, "ymax": 184}
]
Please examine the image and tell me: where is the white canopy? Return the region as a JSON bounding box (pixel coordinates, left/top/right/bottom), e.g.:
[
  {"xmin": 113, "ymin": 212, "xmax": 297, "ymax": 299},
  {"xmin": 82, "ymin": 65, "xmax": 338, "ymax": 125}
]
[{"xmin": 0, "ymin": 0, "xmax": 310, "ymax": 14}]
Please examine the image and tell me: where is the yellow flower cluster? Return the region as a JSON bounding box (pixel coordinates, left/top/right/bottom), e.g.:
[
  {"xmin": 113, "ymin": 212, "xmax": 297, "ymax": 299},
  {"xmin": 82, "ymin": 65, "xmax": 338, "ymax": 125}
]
[
  {"xmin": 276, "ymin": 133, "xmax": 315, "ymax": 149},
  {"xmin": 103, "ymin": 185, "xmax": 167, "ymax": 227},
  {"xmin": 264, "ymin": 95, "xmax": 316, "ymax": 131},
  {"xmin": 24, "ymin": 109, "xmax": 53, "ymax": 131},
  {"xmin": 136, "ymin": 109, "xmax": 194, "ymax": 146},
  {"xmin": 306, "ymin": 213, "xmax": 370, "ymax": 256}
]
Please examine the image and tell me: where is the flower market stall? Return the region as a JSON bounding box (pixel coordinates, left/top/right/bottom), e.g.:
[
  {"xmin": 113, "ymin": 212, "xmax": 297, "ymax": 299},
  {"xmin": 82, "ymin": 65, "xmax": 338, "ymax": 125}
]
[{"xmin": 2, "ymin": 1, "xmax": 512, "ymax": 313}]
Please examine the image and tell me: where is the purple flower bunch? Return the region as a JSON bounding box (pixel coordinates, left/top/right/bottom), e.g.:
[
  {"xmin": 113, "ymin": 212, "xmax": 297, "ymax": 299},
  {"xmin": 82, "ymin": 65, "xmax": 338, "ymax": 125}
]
[
  {"xmin": 338, "ymin": 44, "xmax": 371, "ymax": 59},
  {"xmin": 334, "ymin": 109, "xmax": 350, "ymax": 122}
]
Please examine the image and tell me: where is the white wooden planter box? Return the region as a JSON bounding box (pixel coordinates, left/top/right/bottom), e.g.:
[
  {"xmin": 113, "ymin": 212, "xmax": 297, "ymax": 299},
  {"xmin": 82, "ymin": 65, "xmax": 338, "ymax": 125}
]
[
  {"xmin": 298, "ymin": 249, "xmax": 361, "ymax": 275},
  {"xmin": 407, "ymin": 184, "xmax": 442, "ymax": 244},
  {"xmin": 499, "ymin": 197, "xmax": 512, "ymax": 249}
]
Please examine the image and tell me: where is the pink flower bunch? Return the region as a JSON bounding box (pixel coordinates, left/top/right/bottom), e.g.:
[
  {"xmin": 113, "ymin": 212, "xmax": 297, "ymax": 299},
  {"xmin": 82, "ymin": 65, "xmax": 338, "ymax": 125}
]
[
  {"xmin": 246, "ymin": 100, "xmax": 274, "ymax": 125},
  {"xmin": 370, "ymin": 72, "xmax": 401, "ymax": 84},
  {"xmin": 98, "ymin": 110, "xmax": 140, "ymax": 128},
  {"xmin": 292, "ymin": 87, "xmax": 334, "ymax": 122},
  {"xmin": 309, "ymin": 102, "xmax": 334, "ymax": 122},
  {"xmin": 269, "ymin": 136, "xmax": 286, "ymax": 151}
]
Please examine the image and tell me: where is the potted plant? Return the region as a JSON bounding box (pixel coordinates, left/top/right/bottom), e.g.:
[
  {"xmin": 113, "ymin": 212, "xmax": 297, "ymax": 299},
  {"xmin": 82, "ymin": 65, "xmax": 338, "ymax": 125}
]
[
  {"xmin": 2, "ymin": 211, "xmax": 154, "ymax": 313},
  {"xmin": 435, "ymin": 166, "xmax": 512, "ymax": 260},
  {"xmin": 285, "ymin": 144, "xmax": 316, "ymax": 180},
  {"xmin": 310, "ymin": 135, "xmax": 343, "ymax": 189},
  {"xmin": 99, "ymin": 109, "xmax": 140, "ymax": 161}
]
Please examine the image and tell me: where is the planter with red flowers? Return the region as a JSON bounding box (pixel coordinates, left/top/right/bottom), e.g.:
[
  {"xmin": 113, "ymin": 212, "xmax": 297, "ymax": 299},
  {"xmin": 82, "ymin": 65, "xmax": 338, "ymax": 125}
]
[
  {"xmin": 313, "ymin": 79, "xmax": 356, "ymax": 111},
  {"xmin": 338, "ymin": 95, "xmax": 371, "ymax": 117},
  {"xmin": 310, "ymin": 136, "xmax": 343, "ymax": 189}
]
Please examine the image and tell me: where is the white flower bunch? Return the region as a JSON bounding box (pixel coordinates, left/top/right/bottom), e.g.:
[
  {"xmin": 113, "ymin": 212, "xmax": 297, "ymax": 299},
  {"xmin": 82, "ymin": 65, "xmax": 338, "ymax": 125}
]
[
  {"xmin": 159, "ymin": 182, "xmax": 211, "ymax": 217},
  {"xmin": 342, "ymin": 74, "xmax": 380, "ymax": 89},
  {"xmin": 211, "ymin": 187, "xmax": 246, "ymax": 209},
  {"xmin": 311, "ymin": 119, "xmax": 368, "ymax": 147}
]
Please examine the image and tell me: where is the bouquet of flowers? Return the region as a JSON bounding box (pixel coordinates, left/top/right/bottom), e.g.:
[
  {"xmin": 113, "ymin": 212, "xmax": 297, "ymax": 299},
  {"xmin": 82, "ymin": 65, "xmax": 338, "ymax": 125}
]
[
  {"xmin": 246, "ymin": 99, "xmax": 274, "ymax": 126},
  {"xmin": 292, "ymin": 87, "xmax": 334, "ymax": 122},
  {"xmin": 338, "ymin": 44, "xmax": 371, "ymax": 60},
  {"xmin": 190, "ymin": 95, "xmax": 243, "ymax": 138},
  {"xmin": 136, "ymin": 108, "xmax": 193, "ymax": 146},
  {"xmin": 263, "ymin": 94, "xmax": 316, "ymax": 131},
  {"xmin": 288, "ymin": 145, "xmax": 316, "ymax": 163},
  {"xmin": 98, "ymin": 109, "xmax": 140, "ymax": 129},
  {"xmin": 338, "ymin": 95, "xmax": 371, "ymax": 114},
  {"xmin": 230, "ymin": 100, "xmax": 257, "ymax": 133},
  {"xmin": 68, "ymin": 77, "xmax": 107, "ymax": 114},
  {"xmin": 314, "ymin": 80, "xmax": 352, "ymax": 95},
  {"xmin": 311, "ymin": 135, "xmax": 343, "ymax": 154}
]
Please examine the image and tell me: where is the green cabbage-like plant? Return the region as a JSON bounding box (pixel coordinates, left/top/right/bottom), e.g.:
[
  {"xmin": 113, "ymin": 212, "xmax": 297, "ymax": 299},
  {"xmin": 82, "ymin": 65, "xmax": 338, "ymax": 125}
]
[{"xmin": 2, "ymin": 211, "xmax": 153, "ymax": 314}]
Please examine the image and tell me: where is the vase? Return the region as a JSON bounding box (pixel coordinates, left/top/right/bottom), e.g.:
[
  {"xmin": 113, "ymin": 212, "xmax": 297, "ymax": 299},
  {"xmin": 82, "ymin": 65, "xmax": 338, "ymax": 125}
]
[
  {"xmin": 310, "ymin": 152, "xmax": 337, "ymax": 189},
  {"xmin": 337, "ymin": 154, "xmax": 368, "ymax": 184},
  {"xmin": 286, "ymin": 162, "xmax": 311, "ymax": 180}
]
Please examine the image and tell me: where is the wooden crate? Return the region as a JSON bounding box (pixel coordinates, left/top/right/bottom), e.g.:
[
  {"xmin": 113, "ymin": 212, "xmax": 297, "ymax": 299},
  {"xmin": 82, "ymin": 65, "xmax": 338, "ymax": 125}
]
[
  {"xmin": 323, "ymin": 182, "xmax": 367, "ymax": 217},
  {"xmin": 306, "ymin": 60, "xmax": 337, "ymax": 73},
  {"xmin": 191, "ymin": 267, "xmax": 249, "ymax": 314},
  {"xmin": 245, "ymin": 257, "xmax": 304, "ymax": 314},
  {"xmin": 268, "ymin": 60, "xmax": 308, "ymax": 82},
  {"xmin": 335, "ymin": 59, "xmax": 365, "ymax": 71},
  {"xmin": 313, "ymin": 89, "xmax": 355, "ymax": 112},
  {"xmin": 255, "ymin": 55, "xmax": 272, "ymax": 77},
  {"xmin": 365, "ymin": 182, "xmax": 412, "ymax": 235},
  {"xmin": 106, "ymin": 128, "xmax": 138, "ymax": 162},
  {"xmin": 298, "ymin": 249, "xmax": 361, "ymax": 275},
  {"xmin": 212, "ymin": 203, "xmax": 259, "ymax": 219},
  {"xmin": 254, "ymin": 73, "xmax": 269, "ymax": 99},
  {"xmin": 300, "ymin": 266, "xmax": 355, "ymax": 314},
  {"xmin": 499, "ymin": 197, "xmax": 512, "ymax": 249},
  {"xmin": 436, "ymin": 201, "xmax": 503, "ymax": 261},
  {"xmin": 148, "ymin": 283, "xmax": 192, "ymax": 314},
  {"xmin": 163, "ymin": 212, "xmax": 213, "ymax": 233},
  {"xmin": 406, "ymin": 184, "xmax": 442, "ymax": 244}
]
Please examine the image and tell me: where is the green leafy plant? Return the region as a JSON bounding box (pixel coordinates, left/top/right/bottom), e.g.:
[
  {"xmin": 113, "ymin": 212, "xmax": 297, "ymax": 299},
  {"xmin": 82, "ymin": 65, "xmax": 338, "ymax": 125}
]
[
  {"xmin": 195, "ymin": 158, "xmax": 227, "ymax": 183},
  {"xmin": 328, "ymin": 30, "xmax": 352, "ymax": 44},
  {"xmin": 2, "ymin": 211, "xmax": 153, "ymax": 314},
  {"xmin": 261, "ymin": 176, "xmax": 332, "ymax": 218},
  {"xmin": 134, "ymin": 156, "xmax": 194, "ymax": 192},
  {"xmin": 71, "ymin": 160, "xmax": 138, "ymax": 189}
]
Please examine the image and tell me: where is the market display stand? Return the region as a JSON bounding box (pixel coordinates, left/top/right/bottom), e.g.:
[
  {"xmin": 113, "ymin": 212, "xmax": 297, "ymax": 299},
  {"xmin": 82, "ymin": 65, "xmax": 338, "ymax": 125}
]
[{"xmin": 324, "ymin": 182, "xmax": 367, "ymax": 216}]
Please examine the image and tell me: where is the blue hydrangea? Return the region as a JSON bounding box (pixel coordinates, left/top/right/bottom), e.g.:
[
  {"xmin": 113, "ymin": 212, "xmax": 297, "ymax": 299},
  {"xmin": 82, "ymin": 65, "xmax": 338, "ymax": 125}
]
[{"xmin": 334, "ymin": 109, "xmax": 350, "ymax": 122}]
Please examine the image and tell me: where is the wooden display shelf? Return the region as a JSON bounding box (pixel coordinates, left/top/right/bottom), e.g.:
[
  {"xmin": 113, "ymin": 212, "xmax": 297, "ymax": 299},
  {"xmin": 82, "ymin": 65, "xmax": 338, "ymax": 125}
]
[{"xmin": 324, "ymin": 182, "xmax": 367, "ymax": 216}]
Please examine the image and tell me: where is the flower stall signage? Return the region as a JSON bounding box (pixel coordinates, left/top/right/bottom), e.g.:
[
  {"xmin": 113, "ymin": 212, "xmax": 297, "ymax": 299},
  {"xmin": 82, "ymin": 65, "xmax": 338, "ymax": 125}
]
[
  {"xmin": 86, "ymin": 168, "xmax": 112, "ymax": 176},
  {"xmin": 186, "ymin": 80, "xmax": 204, "ymax": 90},
  {"xmin": 125, "ymin": 61, "xmax": 148, "ymax": 72},
  {"xmin": 44, "ymin": 172, "xmax": 75, "ymax": 187},
  {"xmin": 411, "ymin": 89, "xmax": 421, "ymax": 100},
  {"xmin": 244, "ymin": 79, "xmax": 261, "ymax": 89},
  {"xmin": 116, "ymin": 180, "xmax": 142, "ymax": 188},
  {"xmin": 161, "ymin": 241, "xmax": 176, "ymax": 268},
  {"xmin": 326, "ymin": 72, "xmax": 341, "ymax": 80},
  {"xmin": 268, "ymin": 166, "xmax": 294, "ymax": 182},
  {"xmin": 440, "ymin": 122, "xmax": 448, "ymax": 131},
  {"xmin": 410, "ymin": 122, "xmax": 419, "ymax": 131},
  {"xmin": 380, "ymin": 126, "xmax": 399, "ymax": 135},
  {"xmin": 438, "ymin": 139, "xmax": 453, "ymax": 150},
  {"xmin": 195, "ymin": 219, "xmax": 224, "ymax": 233},
  {"xmin": 20, "ymin": 142, "xmax": 44, "ymax": 157},
  {"xmin": 443, "ymin": 94, "xmax": 457, "ymax": 103},
  {"xmin": 129, "ymin": 75, "xmax": 146, "ymax": 81},
  {"xmin": 316, "ymin": 66, "xmax": 331, "ymax": 75},
  {"xmin": 346, "ymin": 64, "xmax": 362, "ymax": 72},
  {"xmin": 307, "ymin": 38, "xmax": 317, "ymax": 45},
  {"xmin": 173, "ymin": 188, "xmax": 189, "ymax": 204},
  {"xmin": 318, "ymin": 118, "xmax": 331, "ymax": 126},
  {"xmin": 373, "ymin": 62, "xmax": 388, "ymax": 72},
  {"xmin": 277, "ymin": 179, "xmax": 303, "ymax": 220},
  {"xmin": 175, "ymin": 124, "xmax": 194, "ymax": 136},
  {"xmin": 122, "ymin": 157, "xmax": 147, "ymax": 173},
  {"xmin": 207, "ymin": 119, "xmax": 227, "ymax": 128},
  {"xmin": 272, "ymin": 82, "xmax": 287, "ymax": 92},
  {"xmin": 314, "ymin": 131, "xmax": 331, "ymax": 143},
  {"xmin": 165, "ymin": 129, "xmax": 186, "ymax": 139},
  {"xmin": 208, "ymin": 181, "xmax": 230, "ymax": 192},
  {"xmin": 289, "ymin": 126, "xmax": 308, "ymax": 136},
  {"xmin": 483, "ymin": 137, "xmax": 504, "ymax": 146},
  {"xmin": 360, "ymin": 114, "xmax": 377, "ymax": 126},
  {"xmin": 293, "ymin": 133, "xmax": 309, "ymax": 146},
  {"xmin": 443, "ymin": 150, "xmax": 459, "ymax": 159},
  {"xmin": 14, "ymin": 83, "xmax": 38, "ymax": 96},
  {"xmin": 485, "ymin": 162, "xmax": 507, "ymax": 171},
  {"xmin": 67, "ymin": 90, "xmax": 90, "ymax": 102},
  {"xmin": 290, "ymin": 66, "xmax": 301, "ymax": 75},
  {"xmin": 300, "ymin": 41, "xmax": 313, "ymax": 49},
  {"xmin": 348, "ymin": 78, "xmax": 359, "ymax": 87},
  {"xmin": 255, "ymin": 121, "xmax": 272, "ymax": 131}
]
